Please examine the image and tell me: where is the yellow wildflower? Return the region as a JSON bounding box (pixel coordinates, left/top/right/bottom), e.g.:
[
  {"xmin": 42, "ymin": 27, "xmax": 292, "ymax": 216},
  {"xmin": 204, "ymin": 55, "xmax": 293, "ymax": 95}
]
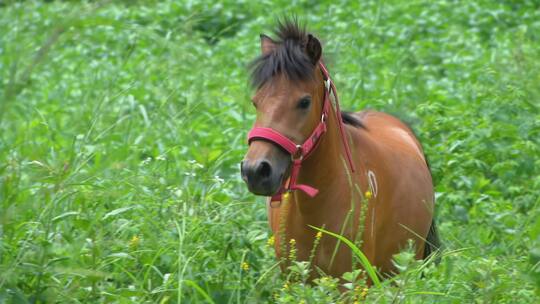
[
  {"xmin": 361, "ymin": 287, "xmax": 368, "ymax": 298},
  {"xmin": 241, "ymin": 262, "xmax": 249, "ymax": 271},
  {"xmin": 282, "ymin": 191, "xmax": 291, "ymax": 203},
  {"xmin": 288, "ymin": 238, "xmax": 297, "ymax": 261},
  {"xmin": 283, "ymin": 282, "xmax": 289, "ymax": 290},
  {"xmin": 129, "ymin": 235, "xmax": 140, "ymax": 248},
  {"xmin": 365, "ymin": 190, "xmax": 372, "ymax": 200},
  {"xmin": 267, "ymin": 235, "xmax": 275, "ymax": 246},
  {"xmin": 316, "ymin": 231, "xmax": 323, "ymax": 239}
]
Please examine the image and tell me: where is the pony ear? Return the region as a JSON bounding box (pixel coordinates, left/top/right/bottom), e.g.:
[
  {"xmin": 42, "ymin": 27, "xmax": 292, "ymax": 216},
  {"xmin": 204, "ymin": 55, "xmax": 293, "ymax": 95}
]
[
  {"xmin": 260, "ymin": 34, "xmax": 276, "ymax": 55},
  {"xmin": 306, "ymin": 34, "xmax": 322, "ymax": 65}
]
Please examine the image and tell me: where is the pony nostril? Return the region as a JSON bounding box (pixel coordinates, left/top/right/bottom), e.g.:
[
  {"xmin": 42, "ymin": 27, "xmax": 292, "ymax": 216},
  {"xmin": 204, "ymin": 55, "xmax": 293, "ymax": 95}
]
[{"xmin": 257, "ymin": 161, "xmax": 272, "ymax": 178}]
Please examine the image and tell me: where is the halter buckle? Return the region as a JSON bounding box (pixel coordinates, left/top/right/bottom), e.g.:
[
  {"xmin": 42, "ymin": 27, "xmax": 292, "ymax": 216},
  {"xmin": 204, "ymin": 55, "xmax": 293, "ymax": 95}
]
[
  {"xmin": 292, "ymin": 144, "xmax": 303, "ymax": 161},
  {"xmin": 325, "ymin": 79, "xmax": 331, "ymax": 92}
]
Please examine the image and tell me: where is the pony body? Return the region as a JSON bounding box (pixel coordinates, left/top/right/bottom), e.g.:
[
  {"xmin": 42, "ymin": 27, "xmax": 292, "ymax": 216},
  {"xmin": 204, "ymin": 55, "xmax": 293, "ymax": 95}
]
[{"xmin": 241, "ymin": 19, "xmax": 439, "ymax": 280}]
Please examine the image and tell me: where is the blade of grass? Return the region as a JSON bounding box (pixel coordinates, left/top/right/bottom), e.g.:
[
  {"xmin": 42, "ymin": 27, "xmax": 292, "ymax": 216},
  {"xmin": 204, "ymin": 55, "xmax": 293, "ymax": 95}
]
[
  {"xmin": 308, "ymin": 225, "xmax": 382, "ymax": 288},
  {"xmin": 184, "ymin": 280, "xmax": 215, "ymax": 304}
]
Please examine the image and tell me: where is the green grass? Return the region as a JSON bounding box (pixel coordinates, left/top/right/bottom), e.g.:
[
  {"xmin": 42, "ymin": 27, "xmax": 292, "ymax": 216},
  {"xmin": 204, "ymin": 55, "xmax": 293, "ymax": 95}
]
[{"xmin": 1, "ymin": 0, "xmax": 539, "ymax": 302}]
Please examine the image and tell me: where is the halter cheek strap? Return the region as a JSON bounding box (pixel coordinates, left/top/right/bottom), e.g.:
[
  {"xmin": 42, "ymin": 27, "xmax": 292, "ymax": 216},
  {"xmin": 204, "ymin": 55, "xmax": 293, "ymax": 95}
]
[{"xmin": 247, "ymin": 62, "xmax": 355, "ymax": 201}]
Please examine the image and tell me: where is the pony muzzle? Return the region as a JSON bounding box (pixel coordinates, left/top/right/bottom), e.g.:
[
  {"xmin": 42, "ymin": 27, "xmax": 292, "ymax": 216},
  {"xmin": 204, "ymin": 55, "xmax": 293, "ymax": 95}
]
[{"xmin": 241, "ymin": 141, "xmax": 289, "ymax": 196}]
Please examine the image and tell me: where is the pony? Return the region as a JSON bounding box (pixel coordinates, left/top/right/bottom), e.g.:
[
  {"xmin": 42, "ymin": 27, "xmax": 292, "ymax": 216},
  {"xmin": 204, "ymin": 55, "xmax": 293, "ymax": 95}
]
[{"xmin": 240, "ymin": 19, "xmax": 440, "ymax": 281}]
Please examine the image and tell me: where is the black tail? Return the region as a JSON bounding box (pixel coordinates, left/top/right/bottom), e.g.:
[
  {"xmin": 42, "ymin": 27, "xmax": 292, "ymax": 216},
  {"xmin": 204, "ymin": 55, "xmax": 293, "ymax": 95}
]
[{"xmin": 423, "ymin": 219, "xmax": 441, "ymax": 261}]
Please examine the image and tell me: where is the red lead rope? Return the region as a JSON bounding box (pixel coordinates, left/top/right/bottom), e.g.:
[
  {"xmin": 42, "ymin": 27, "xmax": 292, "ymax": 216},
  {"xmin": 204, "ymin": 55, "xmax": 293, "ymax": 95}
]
[
  {"xmin": 319, "ymin": 62, "xmax": 356, "ymax": 173},
  {"xmin": 247, "ymin": 62, "xmax": 355, "ymax": 201}
]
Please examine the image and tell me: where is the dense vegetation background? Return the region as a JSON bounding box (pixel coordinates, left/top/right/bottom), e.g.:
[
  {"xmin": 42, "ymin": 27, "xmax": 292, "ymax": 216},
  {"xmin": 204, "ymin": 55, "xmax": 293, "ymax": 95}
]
[{"xmin": 1, "ymin": 0, "xmax": 539, "ymax": 302}]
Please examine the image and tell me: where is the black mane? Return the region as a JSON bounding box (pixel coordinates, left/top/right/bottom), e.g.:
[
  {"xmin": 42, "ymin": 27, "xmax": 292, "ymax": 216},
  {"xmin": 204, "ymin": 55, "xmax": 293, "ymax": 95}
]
[{"xmin": 250, "ymin": 18, "xmax": 314, "ymax": 88}]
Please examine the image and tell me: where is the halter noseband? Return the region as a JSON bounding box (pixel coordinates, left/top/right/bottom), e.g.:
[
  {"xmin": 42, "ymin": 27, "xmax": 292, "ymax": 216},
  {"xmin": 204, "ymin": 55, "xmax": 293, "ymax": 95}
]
[{"xmin": 247, "ymin": 62, "xmax": 355, "ymax": 201}]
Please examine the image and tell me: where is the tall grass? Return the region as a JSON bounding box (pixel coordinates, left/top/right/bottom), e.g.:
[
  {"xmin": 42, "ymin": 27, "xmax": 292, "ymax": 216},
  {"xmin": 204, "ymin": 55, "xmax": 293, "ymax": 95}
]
[{"xmin": 1, "ymin": 0, "xmax": 539, "ymax": 302}]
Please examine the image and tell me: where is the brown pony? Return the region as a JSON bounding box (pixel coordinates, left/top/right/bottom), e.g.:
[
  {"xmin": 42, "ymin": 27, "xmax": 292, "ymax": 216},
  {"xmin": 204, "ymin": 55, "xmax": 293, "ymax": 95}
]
[{"xmin": 241, "ymin": 19, "xmax": 440, "ymax": 280}]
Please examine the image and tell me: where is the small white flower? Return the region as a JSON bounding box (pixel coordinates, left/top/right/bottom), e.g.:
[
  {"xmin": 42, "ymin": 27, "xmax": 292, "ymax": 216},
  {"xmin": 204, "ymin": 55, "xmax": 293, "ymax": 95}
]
[
  {"xmin": 163, "ymin": 273, "xmax": 171, "ymax": 284},
  {"xmin": 141, "ymin": 157, "xmax": 152, "ymax": 165},
  {"xmin": 188, "ymin": 160, "xmax": 203, "ymax": 168}
]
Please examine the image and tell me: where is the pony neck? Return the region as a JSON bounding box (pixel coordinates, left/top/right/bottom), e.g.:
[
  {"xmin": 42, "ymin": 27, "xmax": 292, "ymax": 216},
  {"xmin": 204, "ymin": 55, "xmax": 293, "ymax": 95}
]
[{"xmin": 294, "ymin": 98, "xmax": 351, "ymax": 212}]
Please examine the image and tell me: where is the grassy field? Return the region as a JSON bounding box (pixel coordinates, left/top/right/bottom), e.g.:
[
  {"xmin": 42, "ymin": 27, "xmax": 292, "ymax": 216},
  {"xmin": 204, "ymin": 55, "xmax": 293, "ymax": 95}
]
[{"xmin": 1, "ymin": 0, "xmax": 539, "ymax": 303}]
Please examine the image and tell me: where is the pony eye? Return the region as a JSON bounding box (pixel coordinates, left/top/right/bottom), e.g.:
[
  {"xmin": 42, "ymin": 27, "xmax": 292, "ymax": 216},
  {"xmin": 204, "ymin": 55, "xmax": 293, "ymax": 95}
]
[{"xmin": 297, "ymin": 96, "xmax": 311, "ymax": 110}]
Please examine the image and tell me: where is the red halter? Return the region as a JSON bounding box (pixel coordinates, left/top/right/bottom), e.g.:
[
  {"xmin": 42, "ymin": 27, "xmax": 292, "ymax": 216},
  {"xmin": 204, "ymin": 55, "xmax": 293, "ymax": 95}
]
[{"xmin": 247, "ymin": 62, "xmax": 356, "ymax": 201}]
